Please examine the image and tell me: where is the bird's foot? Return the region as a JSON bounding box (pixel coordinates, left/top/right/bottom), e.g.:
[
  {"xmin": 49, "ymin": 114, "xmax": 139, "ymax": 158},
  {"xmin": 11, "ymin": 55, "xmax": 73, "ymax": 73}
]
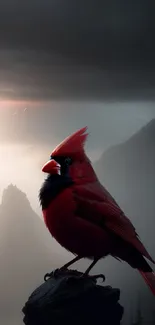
[
  {"xmin": 44, "ymin": 268, "xmax": 64, "ymax": 281},
  {"xmin": 82, "ymin": 273, "xmax": 105, "ymax": 283},
  {"xmin": 44, "ymin": 267, "xmax": 78, "ymax": 281},
  {"xmin": 44, "ymin": 268, "xmax": 105, "ymax": 283},
  {"xmin": 66, "ymin": 273, "xmax": 106, "ymax": 285}
]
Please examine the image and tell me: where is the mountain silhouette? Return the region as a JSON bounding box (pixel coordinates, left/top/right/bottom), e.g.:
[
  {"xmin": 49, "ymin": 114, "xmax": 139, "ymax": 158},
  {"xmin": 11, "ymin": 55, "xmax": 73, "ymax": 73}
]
[
  {"xmin": 94, "ymin": 119, "xmax": 155, "ymax": 248},
  {"xmin": 0, "ymin": 184, "xmax": 69, "ymax": 325},
  {"xmin": 94, "ymin": 119, "xmax": 155, "ymax": 322}
]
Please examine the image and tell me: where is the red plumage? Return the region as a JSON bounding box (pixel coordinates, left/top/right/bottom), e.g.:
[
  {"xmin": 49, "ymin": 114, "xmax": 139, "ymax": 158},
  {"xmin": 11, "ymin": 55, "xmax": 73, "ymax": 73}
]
[
  {"xmin": 40, "ymin": 127, "xmax": 155, "ymax": 295},
  {"xmin": 51, "ymin": 126, "xmax": 89, "ymax": 159}
]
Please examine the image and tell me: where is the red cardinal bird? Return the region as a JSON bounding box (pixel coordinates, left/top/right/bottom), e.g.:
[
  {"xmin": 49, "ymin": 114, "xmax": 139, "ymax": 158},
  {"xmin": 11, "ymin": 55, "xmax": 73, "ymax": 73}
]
[{"xmin": 39, "ymin": 126, "xmax": 155, "ymax": 295}]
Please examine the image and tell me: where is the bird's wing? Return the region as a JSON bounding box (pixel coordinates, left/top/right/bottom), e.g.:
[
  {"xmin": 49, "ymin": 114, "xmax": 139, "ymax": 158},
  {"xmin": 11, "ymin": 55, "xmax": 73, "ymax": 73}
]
[{"xmin": 73, "ymin": 184, "xmax": 155, "ymax": 264}]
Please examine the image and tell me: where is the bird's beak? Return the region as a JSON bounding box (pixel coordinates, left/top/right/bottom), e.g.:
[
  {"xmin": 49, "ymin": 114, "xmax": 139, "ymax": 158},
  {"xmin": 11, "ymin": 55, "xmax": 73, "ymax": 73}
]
[{"xmin": 42, "ymin": 159, "xmax": 60, "ymax": 173}]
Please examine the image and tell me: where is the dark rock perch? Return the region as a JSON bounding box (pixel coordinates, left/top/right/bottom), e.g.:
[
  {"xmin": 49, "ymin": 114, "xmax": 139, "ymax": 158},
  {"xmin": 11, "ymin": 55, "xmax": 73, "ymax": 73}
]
[{"xmin": 22, "ymin": 269, "xmax": 124, "ymax": 325}]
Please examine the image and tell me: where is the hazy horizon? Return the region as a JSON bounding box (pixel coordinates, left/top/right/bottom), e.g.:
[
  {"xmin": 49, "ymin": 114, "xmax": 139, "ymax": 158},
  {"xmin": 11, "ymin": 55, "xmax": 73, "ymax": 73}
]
[{"xmin": 0, "ymin": 103, "xmax": 155, "ymax": 215}]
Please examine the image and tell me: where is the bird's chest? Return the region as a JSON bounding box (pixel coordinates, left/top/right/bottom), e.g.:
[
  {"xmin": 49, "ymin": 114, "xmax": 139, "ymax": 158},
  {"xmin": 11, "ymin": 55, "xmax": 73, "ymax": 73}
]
[
  {"xmin": 43, "ymin": 188, "xmax": 76, "ymax": 242},
  {"xmin": 43, "ymin": 187, "xmax": 92, "ymax": 256},
  {"xmin": 43, "ymin": 185, "xmax": 112, "ymax": 258}
]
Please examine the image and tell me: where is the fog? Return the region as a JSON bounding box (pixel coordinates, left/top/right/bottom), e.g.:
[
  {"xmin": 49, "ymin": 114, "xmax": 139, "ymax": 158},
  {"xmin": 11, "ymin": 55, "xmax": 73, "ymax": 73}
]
[
  {"xmin": 0, "ymin": 102, "xmax": 155, "ymax": 214},
  {"xmin": 1, "ymin": 101, "xmax": 155, "ymax": 148}
]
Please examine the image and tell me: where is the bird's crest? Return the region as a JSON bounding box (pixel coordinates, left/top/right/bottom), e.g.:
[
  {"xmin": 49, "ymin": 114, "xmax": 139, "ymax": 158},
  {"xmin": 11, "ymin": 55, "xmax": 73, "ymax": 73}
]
[{"xmin": 51, "ymin": 126, "xmax": 88, "ymax": 157}]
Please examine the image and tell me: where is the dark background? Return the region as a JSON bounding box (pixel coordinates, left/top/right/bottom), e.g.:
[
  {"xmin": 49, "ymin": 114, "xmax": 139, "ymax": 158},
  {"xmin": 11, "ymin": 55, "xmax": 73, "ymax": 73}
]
[{"xmin": 0, "ymin": 0, "xmax": 155, "ymax": 100}]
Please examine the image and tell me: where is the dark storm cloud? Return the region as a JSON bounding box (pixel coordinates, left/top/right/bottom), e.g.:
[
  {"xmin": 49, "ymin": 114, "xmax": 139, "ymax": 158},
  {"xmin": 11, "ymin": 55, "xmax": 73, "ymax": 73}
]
[{"xmin": 0, "ymin": 1, "xmax": 155, "ymax": 100}]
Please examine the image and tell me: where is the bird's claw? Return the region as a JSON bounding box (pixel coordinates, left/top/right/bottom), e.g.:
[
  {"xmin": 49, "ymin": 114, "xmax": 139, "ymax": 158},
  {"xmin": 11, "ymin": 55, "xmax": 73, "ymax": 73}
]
[
  {"xmin": 82, "ymin": 273, "xmax": 105, "ymax": 282},
  {"xmin": 44, "ymin": 272, "xmax": 53, "ymax": 281},
  {"xmin": 66, "ymin": 273, "xmax": 106, "ymax": 284},
  {"xmin": 44, "ymin": 268, "xmax": 105, "ymax": 283},
  {"xmin": 44, "ymin": 267, "xmax": 67, "ymax": 281}
]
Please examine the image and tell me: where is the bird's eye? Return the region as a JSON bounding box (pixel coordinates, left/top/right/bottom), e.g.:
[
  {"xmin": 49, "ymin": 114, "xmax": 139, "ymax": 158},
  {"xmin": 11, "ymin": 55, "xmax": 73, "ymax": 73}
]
[{"xmin": 65, "ymin": 157, "xmax": 72, "ymax": 165}]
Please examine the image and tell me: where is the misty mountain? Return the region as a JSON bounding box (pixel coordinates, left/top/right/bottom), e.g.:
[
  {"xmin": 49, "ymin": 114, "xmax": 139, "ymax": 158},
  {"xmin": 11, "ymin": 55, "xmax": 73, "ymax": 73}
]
[
  {"xmin": 94, "ymin": 119, "xmax": 155, "ymax": 322},
  {"xmin": 95, "ymin": 118, "xmax": 155, "ymax": 252},
  {"xmin": 0, "ymin": 184, "xmax": 69, "ymax": 324}
]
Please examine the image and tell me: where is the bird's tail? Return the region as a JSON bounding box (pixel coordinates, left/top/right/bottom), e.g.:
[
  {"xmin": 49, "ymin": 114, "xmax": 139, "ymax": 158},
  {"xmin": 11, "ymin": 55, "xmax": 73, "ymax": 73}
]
[{"xmin": 139, "ymin": 270, "xmax": 155, "ymax": 296}]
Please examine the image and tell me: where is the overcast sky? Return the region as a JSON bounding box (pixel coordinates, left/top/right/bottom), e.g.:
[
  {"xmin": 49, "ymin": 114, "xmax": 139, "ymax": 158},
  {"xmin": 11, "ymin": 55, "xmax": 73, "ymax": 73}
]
[
  {"xmin": 0, "ymin": 0, "xmax": 155, "ymax": 100},
  {"xmin": 0, "ymin": 0, "xmax": 155, "ymax": 174}
]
